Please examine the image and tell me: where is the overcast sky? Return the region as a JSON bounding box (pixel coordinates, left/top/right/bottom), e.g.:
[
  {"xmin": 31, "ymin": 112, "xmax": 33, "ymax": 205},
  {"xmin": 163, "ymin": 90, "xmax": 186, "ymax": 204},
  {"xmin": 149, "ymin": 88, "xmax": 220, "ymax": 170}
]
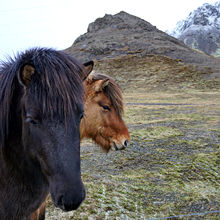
[{"xmin": 0, "ymin": 0, "xmax": 218, "ymax": 60}]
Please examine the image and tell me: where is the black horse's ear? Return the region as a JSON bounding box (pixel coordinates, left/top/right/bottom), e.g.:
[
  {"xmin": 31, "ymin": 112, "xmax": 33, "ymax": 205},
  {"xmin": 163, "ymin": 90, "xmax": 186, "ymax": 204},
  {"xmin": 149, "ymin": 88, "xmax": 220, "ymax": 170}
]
[
  {"xmin": 18, "ymin": 64, "xmax": 35, "ymax": 87},
  {"xmin": 82, "ymin": 61, "xmax": 94, "ymax": 81}
]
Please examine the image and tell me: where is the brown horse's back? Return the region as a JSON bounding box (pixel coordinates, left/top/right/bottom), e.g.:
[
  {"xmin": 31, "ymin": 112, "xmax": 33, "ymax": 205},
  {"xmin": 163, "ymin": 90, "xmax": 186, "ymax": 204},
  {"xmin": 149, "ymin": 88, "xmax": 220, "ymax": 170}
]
[{"xmin": 30, "ymin": 201, "xmax": 46, "ymax": 220}]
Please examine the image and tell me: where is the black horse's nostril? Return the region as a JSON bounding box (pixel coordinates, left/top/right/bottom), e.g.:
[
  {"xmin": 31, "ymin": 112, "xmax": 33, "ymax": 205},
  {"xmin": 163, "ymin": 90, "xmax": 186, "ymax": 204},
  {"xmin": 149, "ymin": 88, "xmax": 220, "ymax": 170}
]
[
  {"xmin": 57, "ymin": 195, "xmax": 65, "ymax": 210},
  {"xmin": 124, "ymin": 140, "xmax": 128, "ymax": 148}
]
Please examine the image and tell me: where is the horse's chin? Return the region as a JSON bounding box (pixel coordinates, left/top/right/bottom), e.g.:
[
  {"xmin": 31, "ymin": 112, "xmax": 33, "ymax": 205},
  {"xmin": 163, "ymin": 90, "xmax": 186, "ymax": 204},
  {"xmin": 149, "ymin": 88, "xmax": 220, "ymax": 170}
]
[
  {"xmin": 112, "ymin": 142, "xmax": 124, "ymax": 151},
  {"xmin": 95, "ymin": 135, "xmax": 128, "ymax": 152},
  {"xmin": 94, "ymin": 134, "xmax": 111, "ymax": 152}
]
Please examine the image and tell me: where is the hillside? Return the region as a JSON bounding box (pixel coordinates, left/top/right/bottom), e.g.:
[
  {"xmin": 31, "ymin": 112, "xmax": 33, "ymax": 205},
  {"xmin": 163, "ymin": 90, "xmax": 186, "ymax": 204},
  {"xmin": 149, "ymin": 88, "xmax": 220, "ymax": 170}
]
[{"xmin": 65, "ymin": 11, "xmax": 220, "ymax": 74}]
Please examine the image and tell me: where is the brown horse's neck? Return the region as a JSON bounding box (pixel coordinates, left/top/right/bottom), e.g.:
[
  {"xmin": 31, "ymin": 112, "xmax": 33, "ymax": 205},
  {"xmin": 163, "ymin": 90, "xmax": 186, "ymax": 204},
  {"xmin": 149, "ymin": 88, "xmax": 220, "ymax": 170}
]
[{"xmin": 80, "ymin": 118, "xmax": 87, "ymax": 141}]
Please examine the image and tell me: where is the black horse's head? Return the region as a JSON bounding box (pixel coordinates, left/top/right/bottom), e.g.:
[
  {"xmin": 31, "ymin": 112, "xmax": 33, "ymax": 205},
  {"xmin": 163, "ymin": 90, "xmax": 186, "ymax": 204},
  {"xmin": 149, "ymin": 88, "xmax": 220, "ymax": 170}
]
[{"xmin": 0, "ymin": 48, "xmax": 93, "ymax": 211}]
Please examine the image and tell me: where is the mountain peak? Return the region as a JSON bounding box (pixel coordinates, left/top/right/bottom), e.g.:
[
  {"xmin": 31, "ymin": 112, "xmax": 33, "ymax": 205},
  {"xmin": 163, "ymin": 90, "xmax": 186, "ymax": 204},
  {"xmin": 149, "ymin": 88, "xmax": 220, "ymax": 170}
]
[
  {"xmin": 64, "ymin": 11, "xmax": 220, "ymax": 73},
  {"xmin": 168, "ymin": 1, "xmax": 220, "ymax": 56},
  {"xmin": 87, "ymin": 11, "xmax": 157, "ymax": 33},
  {"xmin": 67, "ymin": 11, "xmax": 188, "ymax": 62},
  {"xmin": 170, "ymin": 1, "xmax": 220, "ymax": 38}
]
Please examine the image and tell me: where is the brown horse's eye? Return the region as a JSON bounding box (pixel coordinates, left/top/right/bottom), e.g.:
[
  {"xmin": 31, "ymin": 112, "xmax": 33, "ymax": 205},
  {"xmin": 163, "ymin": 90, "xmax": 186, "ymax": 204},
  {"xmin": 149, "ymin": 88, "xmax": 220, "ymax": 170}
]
[
  {"xmin": 102, "ymin": 105, "xmax": 110, "ymax": 111},
  {"xmin": 80, "ymin": 112, "xmax": 85, "ymax": 120}
]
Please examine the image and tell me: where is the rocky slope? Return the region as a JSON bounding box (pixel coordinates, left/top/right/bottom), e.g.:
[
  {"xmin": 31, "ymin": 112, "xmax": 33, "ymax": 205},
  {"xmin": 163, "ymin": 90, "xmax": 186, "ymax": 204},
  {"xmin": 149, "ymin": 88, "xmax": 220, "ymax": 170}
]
[
  {"xmin": 169, "ymin": 1, "xmax": 220, "ymax": 57},
  {"xmin": 65, "ymin": 11, "xmax": 220, "ymax": 73}
]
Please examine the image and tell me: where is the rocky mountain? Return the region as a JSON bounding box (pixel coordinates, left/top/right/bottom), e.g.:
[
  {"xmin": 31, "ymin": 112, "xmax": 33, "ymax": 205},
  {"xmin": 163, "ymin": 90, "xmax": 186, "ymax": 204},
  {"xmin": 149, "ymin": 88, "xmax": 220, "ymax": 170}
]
[
  {"xmin": 169, "ymin": 1, "xmax": 220, "ymax": 57},
  {"xmin": 65, "ymin": 11, "xmax": 220, "ymax": 72}
]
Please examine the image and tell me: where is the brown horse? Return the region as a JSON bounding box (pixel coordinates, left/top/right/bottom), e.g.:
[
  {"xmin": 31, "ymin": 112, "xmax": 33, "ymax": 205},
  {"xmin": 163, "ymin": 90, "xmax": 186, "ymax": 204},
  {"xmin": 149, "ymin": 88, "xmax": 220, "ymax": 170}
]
[
  {"xmin": 81, "ymin": 71, "xmax": 130, "ymax": 151},
  {"xmin": 30, "ymin": 68, "xmax": 130, "ymax": 220}
]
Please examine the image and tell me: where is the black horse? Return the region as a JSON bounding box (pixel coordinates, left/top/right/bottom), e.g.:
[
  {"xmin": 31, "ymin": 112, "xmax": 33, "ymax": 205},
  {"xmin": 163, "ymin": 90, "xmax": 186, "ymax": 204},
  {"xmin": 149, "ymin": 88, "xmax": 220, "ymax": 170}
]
[{"xmin": 0, "ymin": 48, "xmax": 93, "ymax": 220}]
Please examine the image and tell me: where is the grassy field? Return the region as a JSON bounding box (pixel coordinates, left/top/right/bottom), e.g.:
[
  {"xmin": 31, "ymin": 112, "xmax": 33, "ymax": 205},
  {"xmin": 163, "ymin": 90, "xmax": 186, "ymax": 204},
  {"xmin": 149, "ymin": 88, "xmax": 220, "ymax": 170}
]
[{"xmin": 46, "ymin": 56, "xmax": 220, "ymax": 219}]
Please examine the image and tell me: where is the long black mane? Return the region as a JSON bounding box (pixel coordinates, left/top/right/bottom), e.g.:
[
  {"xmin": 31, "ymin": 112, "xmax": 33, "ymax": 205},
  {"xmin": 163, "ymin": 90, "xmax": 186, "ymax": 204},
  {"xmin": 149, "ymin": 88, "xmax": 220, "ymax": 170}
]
[{"xmin": 0, "ymin": 47, "xmax": 84, "ymax": 147}]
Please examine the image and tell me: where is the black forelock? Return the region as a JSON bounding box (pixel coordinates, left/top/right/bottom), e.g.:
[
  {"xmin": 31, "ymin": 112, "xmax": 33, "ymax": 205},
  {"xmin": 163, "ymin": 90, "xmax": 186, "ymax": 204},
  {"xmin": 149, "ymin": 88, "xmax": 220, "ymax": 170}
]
[{"xmin": 0, "ymin": 47, "xmax": 84, "ymax": 146}]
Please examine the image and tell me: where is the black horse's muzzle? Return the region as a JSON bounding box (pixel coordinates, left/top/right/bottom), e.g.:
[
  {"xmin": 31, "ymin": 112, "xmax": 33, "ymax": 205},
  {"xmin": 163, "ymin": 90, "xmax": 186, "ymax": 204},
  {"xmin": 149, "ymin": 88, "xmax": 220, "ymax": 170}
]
[
  {"xmin": 50, "ymin": 175, "xmax": 86, "ymax": 212},
  {"xmin": 56, "ymin": 186, "xmax": 86, "ymax": 211}
]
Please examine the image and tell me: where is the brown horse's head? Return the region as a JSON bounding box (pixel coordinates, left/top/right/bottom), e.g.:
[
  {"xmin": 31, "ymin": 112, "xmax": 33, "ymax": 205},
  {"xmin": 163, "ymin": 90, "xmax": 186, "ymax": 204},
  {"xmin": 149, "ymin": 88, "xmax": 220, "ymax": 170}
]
[{"xmin": 80, "ymin": 72, "xmax": 130, "ymax": 152}]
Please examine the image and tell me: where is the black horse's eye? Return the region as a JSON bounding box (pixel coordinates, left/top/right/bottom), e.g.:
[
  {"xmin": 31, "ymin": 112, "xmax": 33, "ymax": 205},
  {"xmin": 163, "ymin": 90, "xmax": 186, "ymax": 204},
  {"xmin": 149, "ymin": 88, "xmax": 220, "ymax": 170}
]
[{"xmin": 25, "ymin": 117, "xmax": 38, "ymax": 125}]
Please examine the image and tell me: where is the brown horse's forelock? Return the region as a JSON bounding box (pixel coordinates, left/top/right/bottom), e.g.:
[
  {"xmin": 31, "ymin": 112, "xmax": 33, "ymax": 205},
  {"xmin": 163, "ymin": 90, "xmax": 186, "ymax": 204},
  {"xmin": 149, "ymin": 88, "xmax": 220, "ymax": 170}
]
[
  {"xmin": 0, "ymin": 48, "xmax": 84, "ymax": 146},
  {"xmin": 91, "ymin": 73, "xmax": 124, "ymax": 117}
]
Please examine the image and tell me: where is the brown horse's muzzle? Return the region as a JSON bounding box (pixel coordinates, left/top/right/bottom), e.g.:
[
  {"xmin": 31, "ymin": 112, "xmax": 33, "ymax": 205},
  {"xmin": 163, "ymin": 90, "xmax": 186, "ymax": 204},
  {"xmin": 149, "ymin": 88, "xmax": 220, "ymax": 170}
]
[{"xmin": 112, "ymin": 138, "xmax": 129, "ymax": 151}]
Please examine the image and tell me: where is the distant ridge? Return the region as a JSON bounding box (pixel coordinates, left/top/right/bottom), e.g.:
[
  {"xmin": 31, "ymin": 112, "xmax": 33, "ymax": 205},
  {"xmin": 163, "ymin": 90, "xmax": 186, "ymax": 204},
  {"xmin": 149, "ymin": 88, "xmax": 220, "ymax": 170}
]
[
  {"xmin": 169, "ymin": 1, "xmax": 220, "ymax": 57},
  {"xmin": 65, "ymin": 11, "xmax": 220, "ymax": 73}
]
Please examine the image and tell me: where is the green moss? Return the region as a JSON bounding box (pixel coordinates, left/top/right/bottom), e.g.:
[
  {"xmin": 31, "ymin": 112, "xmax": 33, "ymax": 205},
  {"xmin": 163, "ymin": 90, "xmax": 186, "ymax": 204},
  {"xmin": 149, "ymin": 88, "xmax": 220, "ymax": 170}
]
[
  {"xmin": 46, "ymin": 86, "xmax": 220, "ymax": 219},
  {"xmin": 131, "ymin": 126, "xmax": 183, "ymax": 142}
]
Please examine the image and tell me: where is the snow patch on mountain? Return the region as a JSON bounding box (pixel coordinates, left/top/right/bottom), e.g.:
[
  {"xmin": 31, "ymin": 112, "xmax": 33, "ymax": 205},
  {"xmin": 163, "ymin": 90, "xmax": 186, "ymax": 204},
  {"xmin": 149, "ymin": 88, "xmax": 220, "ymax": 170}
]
[
  {"xmin": 169, "ymin": 1, "xmax": 220, "ymax": 38},
  {"xmin": 167, "ymin": 1, "xmax": 220, "ymax": 56}
]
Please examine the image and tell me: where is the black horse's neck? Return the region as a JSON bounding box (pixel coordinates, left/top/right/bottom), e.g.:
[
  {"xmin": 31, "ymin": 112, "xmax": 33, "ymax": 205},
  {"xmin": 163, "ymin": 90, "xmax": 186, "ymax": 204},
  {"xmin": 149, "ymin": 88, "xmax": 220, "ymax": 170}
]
[
  {"xmin": 0, "ymin": 91, "xmax": 49, "ymax": 220},
  {"xmin": 0, "ymin": 133, "xmax": 49, "ymax": 220}
]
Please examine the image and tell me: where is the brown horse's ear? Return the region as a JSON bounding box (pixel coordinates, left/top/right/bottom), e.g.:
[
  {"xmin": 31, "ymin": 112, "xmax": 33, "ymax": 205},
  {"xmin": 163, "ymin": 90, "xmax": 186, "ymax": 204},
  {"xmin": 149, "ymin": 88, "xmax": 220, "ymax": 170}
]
[
  {"xmin": 18, "ymin": 64, "xmax": 35, "ymax": 87},
  {"xmin": 94, "ymin": 79, "xmax": 109, "ymax": 92},
  {"xmin": 82, "ymin": 61, "xmax": 94, "ymax": 81}
]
